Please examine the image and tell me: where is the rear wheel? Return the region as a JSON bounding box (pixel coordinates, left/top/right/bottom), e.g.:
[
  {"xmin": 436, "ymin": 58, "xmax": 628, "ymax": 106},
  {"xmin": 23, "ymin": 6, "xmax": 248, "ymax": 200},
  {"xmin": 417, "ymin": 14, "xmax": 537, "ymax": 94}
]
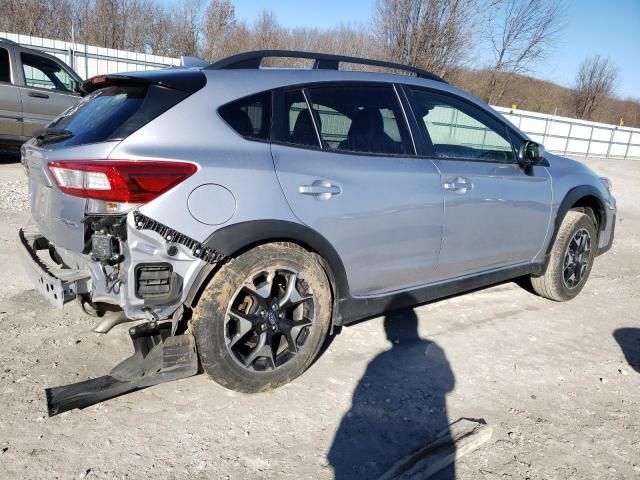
[
  {"xmin": 531, "ymin": 211, "xmax": 597, "ymax": 301},
  {"xmin": 192, "ymin": 242, "xmax": 332, "ymax": 392}
]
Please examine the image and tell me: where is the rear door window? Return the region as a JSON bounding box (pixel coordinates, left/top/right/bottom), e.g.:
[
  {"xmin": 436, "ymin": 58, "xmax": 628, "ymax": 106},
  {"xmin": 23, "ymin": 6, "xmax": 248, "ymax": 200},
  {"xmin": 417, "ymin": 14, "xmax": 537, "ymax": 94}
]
[
  {"xmin": 45, "ymin": 84, "xmax": 188, "ymax": 148},
  {"xmin": 21, "ymin": 53, "xmax": 75, "ymax": 92},
  {"xmin": 272, "ymin": 89, "xmax": 320, "ymax": 148},
  {"xmin": 304, "ymin": 84, "xmax": 413, "ymax": 156},
  {"xmin": 219, "ymin": 92, "xmax": 271, "ymax": 140},
  {"xmin": 0, "ymin": 48, "xmax": 10, "ymax": 83}
]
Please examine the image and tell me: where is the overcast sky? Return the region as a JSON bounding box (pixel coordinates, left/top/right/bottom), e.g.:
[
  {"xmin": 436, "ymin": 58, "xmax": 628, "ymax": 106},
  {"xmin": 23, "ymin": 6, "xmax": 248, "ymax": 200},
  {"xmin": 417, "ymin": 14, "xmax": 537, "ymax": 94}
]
[{"xmin": 232, "ymin": 0, "xmax": 640, "ymax": 99}]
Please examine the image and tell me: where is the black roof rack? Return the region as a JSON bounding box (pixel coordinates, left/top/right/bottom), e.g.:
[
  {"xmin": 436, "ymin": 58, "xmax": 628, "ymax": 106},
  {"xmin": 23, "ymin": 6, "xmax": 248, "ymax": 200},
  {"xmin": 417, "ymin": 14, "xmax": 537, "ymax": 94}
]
[{"xmin": 206, "ymin": 50, "xmax": 447, "ymax": 83}]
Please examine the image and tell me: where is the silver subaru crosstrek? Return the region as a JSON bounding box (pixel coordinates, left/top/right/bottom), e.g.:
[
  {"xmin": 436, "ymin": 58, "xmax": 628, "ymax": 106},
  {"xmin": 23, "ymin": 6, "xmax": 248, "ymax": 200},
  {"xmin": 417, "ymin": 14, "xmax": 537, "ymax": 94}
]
[{"xmin": 18, "ymin": 51, "xmax": 616, "ymax": 414}]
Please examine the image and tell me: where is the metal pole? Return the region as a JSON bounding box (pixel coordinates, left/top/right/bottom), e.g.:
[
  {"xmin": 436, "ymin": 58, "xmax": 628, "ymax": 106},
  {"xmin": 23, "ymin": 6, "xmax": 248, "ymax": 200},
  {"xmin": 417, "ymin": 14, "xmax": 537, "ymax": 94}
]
[
  {"xmin": 481, "ymin": 123, "xmax": 488, "ymax": 148},
  {"xmin": 564, "ymin": 123, "xmax": 572, "ymax": 156},
  {"xmin": 623, "ymin": 131, "xmax": 632, "ymax": 160},
  {"xmin": 68, "ymin": 47, "xmax": 75, "ymax": 73},
  {"xmin": 605, "ymin": 127, "xmax": 616, "ymax": 159},
  {"xmin": 451, "ymin": 108, "xmax": 457, "ymax": 139},
  {"xmin": 586, "ymin": 126, "xmax": 594, "ymax": 158},
  {"xmin": 543, "ymin": 107, "xmax": 556, "ymax": 145}
]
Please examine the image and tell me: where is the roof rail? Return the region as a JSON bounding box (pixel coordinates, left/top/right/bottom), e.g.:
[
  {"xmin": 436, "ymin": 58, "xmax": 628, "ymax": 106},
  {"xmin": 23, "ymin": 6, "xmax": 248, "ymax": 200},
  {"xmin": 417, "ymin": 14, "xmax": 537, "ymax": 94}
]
[{"xmin": 206, "ymin": 50, "xmax": 447, "ymax": 83}]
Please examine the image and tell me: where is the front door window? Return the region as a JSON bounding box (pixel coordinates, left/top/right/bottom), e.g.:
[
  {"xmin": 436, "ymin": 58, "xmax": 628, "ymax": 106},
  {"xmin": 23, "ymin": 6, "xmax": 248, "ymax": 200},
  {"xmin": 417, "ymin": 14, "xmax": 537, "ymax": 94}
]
[
  {"xmin": 21, "ymin": 53, "xmax": 75, "ymax": 92},
  {"xmin": 408, "ymin": 88, "xmax": 516, "ymax": 163}
]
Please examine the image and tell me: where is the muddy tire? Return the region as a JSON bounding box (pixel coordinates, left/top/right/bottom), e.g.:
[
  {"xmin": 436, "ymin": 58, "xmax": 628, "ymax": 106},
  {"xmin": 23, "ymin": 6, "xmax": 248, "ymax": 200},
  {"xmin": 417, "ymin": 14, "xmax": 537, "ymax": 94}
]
[
  {"xmin": 192, "ymin": 242, "xmax": 332, "ymax": 393},
  {"xmin": 531, "ymin": 211, "xmax": 597, "ymax": 301}
]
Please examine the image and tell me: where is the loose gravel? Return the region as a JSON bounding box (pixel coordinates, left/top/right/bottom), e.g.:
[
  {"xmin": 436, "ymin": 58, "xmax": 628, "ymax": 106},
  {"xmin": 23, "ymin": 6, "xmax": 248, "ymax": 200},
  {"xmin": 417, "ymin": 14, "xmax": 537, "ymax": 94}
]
[
  {"xmin": 0, "ymin": 157, "xmax": 639, "ymax": 480},
  {"xmin": 0, "ymin": 178, "xmax": 29, "ymax": 212}
]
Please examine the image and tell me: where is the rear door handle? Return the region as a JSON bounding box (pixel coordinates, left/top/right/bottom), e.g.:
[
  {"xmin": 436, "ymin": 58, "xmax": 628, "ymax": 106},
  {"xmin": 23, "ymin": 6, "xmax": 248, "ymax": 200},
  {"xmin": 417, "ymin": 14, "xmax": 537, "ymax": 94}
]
[
  {"xmin": 299, "ymin": 180, "xmax": 342, "ymax": 200},
  {"xmin": 443, "ymin": 176, "xmax": 473, "ymax": 193},
  {"xmin": 28, "ymin": 91, "xmax": 50, "ymax": 99}
]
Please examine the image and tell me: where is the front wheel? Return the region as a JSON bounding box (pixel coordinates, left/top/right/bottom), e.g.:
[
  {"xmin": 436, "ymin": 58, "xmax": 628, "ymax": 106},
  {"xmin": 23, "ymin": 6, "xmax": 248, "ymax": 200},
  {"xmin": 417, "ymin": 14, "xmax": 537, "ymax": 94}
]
[
  {"xmin": 192, "ymin": 242, "xmax": 332, "ymax": 393},
  {"xmin": 531, "ymin": 211, "xmax": 597, "ymax": 301}
]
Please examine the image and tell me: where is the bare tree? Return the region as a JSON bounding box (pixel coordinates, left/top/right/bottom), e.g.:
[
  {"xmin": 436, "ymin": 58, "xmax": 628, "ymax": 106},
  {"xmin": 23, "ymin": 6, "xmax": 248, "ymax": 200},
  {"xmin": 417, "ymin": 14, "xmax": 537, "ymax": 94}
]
[
  {"xmin": 140, "ymin": 2, "xmax": 177, "ymax": 55},
  {"xmin": 572, "ymin": 55, "xmax": 618, "ymax": 120},
  {"xmin": 374, "ymin": 0, "xmax": 478, "ymax": 79},
  {"xmin": 0, "ymin": 0, "xmax": 74, "ymax": 39},
  {"xmin": 484, "ymin": 0, "xmax": 565, "ymax": 104},
  {"xmin": 168, "ymin": 0, "xmax": 205, "ymax": 56},
  {"xmin": 252, "ymin": 10, "xmax": 282, "ymax": 50},
  {"xmin": 202, "ymin": 0, "xmax": 235, "ymax": 60},
  {"xmin": 122, "ymin": 0, "xmax": 157, "ymax": 52}
]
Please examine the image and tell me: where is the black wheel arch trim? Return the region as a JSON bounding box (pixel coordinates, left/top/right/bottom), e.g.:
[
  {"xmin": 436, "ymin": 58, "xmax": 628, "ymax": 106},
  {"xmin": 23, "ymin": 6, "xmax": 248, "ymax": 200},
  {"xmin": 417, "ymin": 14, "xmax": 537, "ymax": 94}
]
[
  {"xmin": 544, "ymin": 185, "xmax": 607, "ymax": 266},
  {"xmin": 196, "ymin": 219, "xmax": 350, "ymax": 323}
]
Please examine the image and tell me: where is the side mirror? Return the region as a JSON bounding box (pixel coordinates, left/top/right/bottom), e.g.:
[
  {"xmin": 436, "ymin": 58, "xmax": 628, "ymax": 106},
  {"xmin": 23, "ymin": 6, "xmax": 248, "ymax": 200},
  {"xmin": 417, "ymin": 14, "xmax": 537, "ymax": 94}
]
[{"xmin": 518, "ymin": 140, "xmax": 545, "ymax": 170}]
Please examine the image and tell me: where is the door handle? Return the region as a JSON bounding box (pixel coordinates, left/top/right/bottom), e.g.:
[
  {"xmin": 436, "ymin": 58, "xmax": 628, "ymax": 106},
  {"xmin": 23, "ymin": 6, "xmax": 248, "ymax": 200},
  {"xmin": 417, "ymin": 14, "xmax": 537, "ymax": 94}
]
[
  {"xmin": 28, "ymin": 91, "xmax": 50, "ymax": 99},
  {"xmin": 299, "ymin": 180, "xmax": 342, "ymax": 200},
  {"xmin": 443, "ymin": 176, "xmax": 473, "ymax": 193}
]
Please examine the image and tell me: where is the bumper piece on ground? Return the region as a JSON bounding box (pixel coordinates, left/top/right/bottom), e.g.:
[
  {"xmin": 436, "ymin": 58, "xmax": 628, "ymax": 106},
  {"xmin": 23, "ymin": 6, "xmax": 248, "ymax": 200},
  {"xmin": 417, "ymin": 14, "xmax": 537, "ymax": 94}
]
[{"xmin": 45, "ymin": 321, "xmax": 198, "ymax": 416}]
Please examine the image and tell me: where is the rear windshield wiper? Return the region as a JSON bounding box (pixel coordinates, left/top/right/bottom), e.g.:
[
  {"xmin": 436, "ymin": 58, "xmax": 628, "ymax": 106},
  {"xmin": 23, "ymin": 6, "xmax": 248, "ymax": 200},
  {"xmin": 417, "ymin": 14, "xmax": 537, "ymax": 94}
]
[{"xmin": 33, "ymin": 128, "xmax": 74, "ymax": 145}]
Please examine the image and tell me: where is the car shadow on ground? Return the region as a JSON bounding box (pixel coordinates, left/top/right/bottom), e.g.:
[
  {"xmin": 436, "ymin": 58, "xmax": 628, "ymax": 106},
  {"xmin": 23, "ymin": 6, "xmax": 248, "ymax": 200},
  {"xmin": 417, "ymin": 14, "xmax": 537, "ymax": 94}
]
[
  {"xmin": 328, "ymin": 294, "xmax": 456, "ymax": 480},
  {"xmin": 614, "ymin": 328, "xmax": 640, "ymax": 373}
]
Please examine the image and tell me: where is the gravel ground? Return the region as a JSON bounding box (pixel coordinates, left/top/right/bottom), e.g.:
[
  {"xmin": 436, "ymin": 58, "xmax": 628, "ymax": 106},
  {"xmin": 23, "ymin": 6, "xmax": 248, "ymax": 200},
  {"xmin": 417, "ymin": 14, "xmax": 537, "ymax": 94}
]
[
  {"xmin": 0, "ymin": 179, "xmax": 29, "ymax": 212},
  {"xmin": 0, "ymin": 157, "xmax": 638, "ymax": 480}
]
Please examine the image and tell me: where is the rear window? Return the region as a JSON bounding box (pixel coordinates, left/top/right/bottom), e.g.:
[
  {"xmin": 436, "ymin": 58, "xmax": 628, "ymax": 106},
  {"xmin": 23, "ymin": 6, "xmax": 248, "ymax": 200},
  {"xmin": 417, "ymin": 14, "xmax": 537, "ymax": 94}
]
[
  {"xmin": 46, "ymin": 84, "xmax": 189, "ymax": 149},
  {"xmin": 219, "ymin": 92, "xmax": 271, "ymax": 140}
]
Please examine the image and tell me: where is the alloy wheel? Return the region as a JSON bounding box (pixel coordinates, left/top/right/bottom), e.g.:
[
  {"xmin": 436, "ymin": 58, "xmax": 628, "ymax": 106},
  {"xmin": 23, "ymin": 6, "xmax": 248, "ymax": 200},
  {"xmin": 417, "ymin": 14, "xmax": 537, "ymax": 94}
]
[
  {"xmin": 224, "ymin": 267, "xmax": 315, "ymax": 371},
  {"xmin": 563, "ymin": 228, "xmax": 591, "ymax": 289}
]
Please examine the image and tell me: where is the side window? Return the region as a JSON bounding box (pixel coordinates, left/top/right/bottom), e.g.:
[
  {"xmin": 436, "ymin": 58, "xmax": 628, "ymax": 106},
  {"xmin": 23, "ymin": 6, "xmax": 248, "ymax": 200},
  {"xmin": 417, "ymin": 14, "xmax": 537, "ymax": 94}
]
[
  {"xmin": 305, "ymin": 84, "xmax": 413, "ymax": 156},
  {"xmin": 273, "ymin": 89, "xmax": 320, "ymax": 148},
  {"xmin": 408, "ymin": 88, "xmax": 516, "ymax": 163},
  {"xmin": 0, "ymin": 48, "xmax": 10, "ymax": 83},
  {"xmin": 21, "ymin": 53, "xmax": 75, "ymax": 92},
  {"xmin": 219, "ymin": 91, "xmax": 271, "ymax": 140}
]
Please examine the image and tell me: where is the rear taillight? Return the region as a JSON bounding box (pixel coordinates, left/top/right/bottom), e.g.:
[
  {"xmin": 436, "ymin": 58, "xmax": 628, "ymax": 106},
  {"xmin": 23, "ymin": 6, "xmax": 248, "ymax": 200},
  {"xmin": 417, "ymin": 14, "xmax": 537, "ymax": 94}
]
[{"xmin": 48, "ymin": 160, "xmax": 197, "ymax": 203}]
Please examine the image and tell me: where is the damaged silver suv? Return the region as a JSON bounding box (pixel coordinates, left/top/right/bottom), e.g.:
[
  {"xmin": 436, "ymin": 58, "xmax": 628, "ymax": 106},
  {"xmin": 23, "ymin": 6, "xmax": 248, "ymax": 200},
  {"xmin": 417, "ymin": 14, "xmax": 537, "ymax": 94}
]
[{"xmin": 19, "ymin": 51, "xmax": 616, "ymax": 414}]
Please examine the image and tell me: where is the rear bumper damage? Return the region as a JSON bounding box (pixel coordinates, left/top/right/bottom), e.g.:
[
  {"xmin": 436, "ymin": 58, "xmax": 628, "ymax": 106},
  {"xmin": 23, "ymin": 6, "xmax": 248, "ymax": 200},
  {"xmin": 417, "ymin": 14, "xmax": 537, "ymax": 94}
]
[
  {"xmin": 18, "ymin": 229, "xmax": 90, "ymax": 309},
  {"xmin": 19, "ymin": 212, "xmax": 228, "ymax": 415},
  {"xmin": 19, "ymin": 210, "xmax": 225, "ymax": 326}
]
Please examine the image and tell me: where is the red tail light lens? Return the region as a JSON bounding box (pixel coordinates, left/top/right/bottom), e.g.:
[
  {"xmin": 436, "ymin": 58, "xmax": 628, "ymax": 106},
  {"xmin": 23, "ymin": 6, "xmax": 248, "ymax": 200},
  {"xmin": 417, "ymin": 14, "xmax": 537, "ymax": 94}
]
[{"xmin": 48, "ymin": 160, "xmax": 198, "ymax": 203}]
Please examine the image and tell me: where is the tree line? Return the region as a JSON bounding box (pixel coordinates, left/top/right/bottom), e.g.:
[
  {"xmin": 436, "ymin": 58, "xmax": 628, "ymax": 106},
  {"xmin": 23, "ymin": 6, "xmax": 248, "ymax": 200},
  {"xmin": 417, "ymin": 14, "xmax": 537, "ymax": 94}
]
[{"xmin": 1, "ymin": 0, "xmax": 637, "ymax": 126}]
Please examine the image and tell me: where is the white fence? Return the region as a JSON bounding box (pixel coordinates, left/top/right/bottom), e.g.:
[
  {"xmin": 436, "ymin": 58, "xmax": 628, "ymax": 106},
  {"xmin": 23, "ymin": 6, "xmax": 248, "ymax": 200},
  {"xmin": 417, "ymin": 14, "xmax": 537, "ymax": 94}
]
[
  {"xmin": 495, "ymin": 107, "xmax": 640, "ymax": 160},
  {"xmin": 3, "ymin": 31, "xmax": 639, "ymax": 159},
  {"xmin": 0, "ymin": 31, "xmax": 179, "ymax": 80}
]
